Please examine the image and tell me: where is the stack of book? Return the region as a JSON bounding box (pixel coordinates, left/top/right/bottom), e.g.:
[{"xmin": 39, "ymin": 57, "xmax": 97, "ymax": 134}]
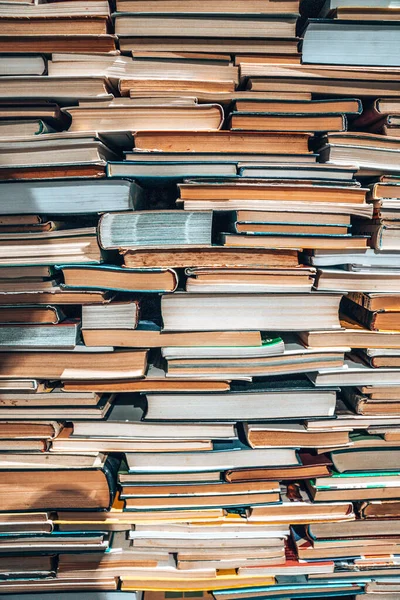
[{"xmin": 1, "ymin": 0, "xmax": 400, "ymax": 598}]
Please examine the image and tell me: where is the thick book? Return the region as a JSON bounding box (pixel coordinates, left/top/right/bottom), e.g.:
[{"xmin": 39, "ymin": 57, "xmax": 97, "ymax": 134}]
[
  {"xmin": 161, "ymin": 292, "xmax": 342, "ymax": 331},
  {"xmin": 0, "ymin": 349, "xmax": 147, "ymax": 380},
  {"xmin": 60, "ymin": 265, "xmax": 178, "ymax": 293},
  {"xmin": 0, "ymin": 453, "xmax": 120, "ymax": 510},
  {"xmin": 133, "ymin": 131, "xmax": 312, "ymax": 154},
  {"xmin": 0, "ymin": 321, "xmax": 80, "ymax": 350},
  {"xmin": 302, "ymin": 19, "xmax": 400, "ymax": 67},
  {"xmin": 98, "ymin": 210, "xmax": 212, "ymax": 250},
  {"xmin": 64, "ymin": 104, "xmax": 224, "ymax": 133},
  {"xmin": 144, "ymin": 384, "xmax": 337, "ymax": 420},
  {"xmin": 0, "ymin": 180, "xmax": 143, "ymax": 214}
]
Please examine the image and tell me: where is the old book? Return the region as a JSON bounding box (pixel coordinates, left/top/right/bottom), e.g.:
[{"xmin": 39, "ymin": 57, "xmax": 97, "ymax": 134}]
[
  {"xmin": 125, "ymin": 448, "xmax": 300, "ymax": 473},
  {"xmin": 65, "ymin": 104, "xmax": 224, "ymax": 132},
  {"xmin": 164, "ymin": 341, "xmax": 346, "ymax": 379},
  {"xmin": 0, "ymin": 453, "xmax": 119, "ymax": 510},
  {"xmin": 121, "ymin": 37, "xmax": 299, "ymax": 55},
  {"xmin": 99, "ymin": 211, "xmax": 212, "ymax": 250},
  {"xmin": 51, "ymin": 429, "xmax": 214, "ymax": 454},
  {"xmin": 238, "ymin": 164, "xmax": 356, "ymax": 181},
  {"xmin": 144, "ymin": 384, "xmax": 337, "ymax": 420},
  {"xmin": 0, "ymin": 179, "xmax": 142, "ymax": 214},
  {"xmin": 49, "ymin": 54, "xmax": 238, "ymax": 86},
  {"xmin": 82, "ymin": 301, "xmax": 139, "ymax": 330},
  {"xmin": 0, "ymin": 350, "xmax": 147, "ymax": 380},
  {"xmin": 0, "ymin": 15, "xmax": 109, "ymax": 35},
  {"xmin": 122, "ymin": 248, "xmax": 299, "ymax": 269},
  {"xmin": 0, "ymin": 2, "xmax": 111, "ymax": 16},
  {"xmin": 359, "ymin": 500, "xmax": 400, "ymax": 519},
  {"xmin": 184, "ymin": 267, "xmax": 316, "ymax": 293},
  {"xmin": 244, "ymin": 423, "xmax": 350, "ymax": 449},
  {"xmin": 299, "ymin": 316, "xmax": 400, "ymax": 348},
  {"xmin": 0, "ymin": 133, "xmax": 117, "ymax": 168},
  {"xmin": 116, "ymin": 0, "xmax": 299, "ymax": 13},
  {"xmin": 233, "ymin": 98, "xmax": 362, "ymax": 114},
  {"xmin": 229, "ymin": 113, "xmax": 347, "ymax": 132},
  {"xmin": 61, "ymin": 265, "xmax": 178, "ymax": 292},
  {"xmin": 0, "ymin": 289, "xmax": 114, "ymax": 305},
  {"xmin": 302, "ymin": 19, "xmax": 400, "ymax": 67},
  {"xmin": 0, "ymin": 55, "xmax": 46, "ymax": 76},
  {"xmin": 107, "ymin": 162, "xmax": 237, "ymax": 180},
  {"xmin": 83, "ymin": 321, "xmax": 262, "ymax": 348},
  {"xmin": 0, "ymin": 35, "xmax": 117, "ymax": 54},
  {"xmin": 0, "ymin": 321, "xmax": 80, "ymax": 349},
  {"xmin": 63, "ymin": 376, "xmax": 230, "ymax": 393},
  {"xmin": 309, "ymin": 357, "xmax": 400, "ymax": 386},
  {"xmin": 247, "ymin": 485, "xmax": 353, "ymax": 523},
  {"xmin": 342, "ymin": 295, "xmax": 400, "ymax": 331},
  {"xmin": 0, "ymin": 228, "xmax": 102, "ymax": 266},
  {"xmin": 0, "ymin": 306, "xmax": 64, "ymax": 325},
  {"xmin": 0, "ymin": 164, "xmax": 106, "ymax": 181},
  {"xmin": 225, "ymin": 452, "xmax": 332, "ymax": 482},
  {"xmin": 114, "ymin": 14, "xmax": 297, "ymax": 38},
  {"xmin": 348, "ymin": 291, "xmax": 400, "ymax": 311},
  {"xmin": 161, "ymin": 293, "xmax": 342, "ymax": 331},
  {"xmin": 178, "ymin": 180, "xmax": 367, "ymax": 203},
  {"xmin": 0, "ymin": 511, "xmax": 53, "ymax": 534},
  {"xmin": 221, "ymin": 234, "xmax": 367, "ymax": 250},
  {"xmin": 133, "ymin": 131, "xmax": 312, "ymax": 154},
  {"xmin": 0, "ymin": 76, "xmax": 112, "ymax": 101},
  {"xmin": 315, "ymin": 267, "xmax": 400, "ymax": 292}
]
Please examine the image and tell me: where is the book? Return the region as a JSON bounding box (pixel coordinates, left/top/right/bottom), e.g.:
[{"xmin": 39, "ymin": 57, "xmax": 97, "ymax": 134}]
[
  {"xmin": 225, "ymin": 452, "xmax": 333, "ymax": 482},
  {"xmin": 133, "ymin": 131, "xmax": 312, "ymax": 154},
  {"xmin": 163, "ymin": 339, "xmax": 346, "ymax": 379},
  {"xmin": 161, "ymin": 293, "xmax": 342, "ymax": 331},
  {"xmin": 144, "ymin": 384, "xmax": 337, "ymax": 420},
  {"xmin": 0, "ymin": 228, "xmax": 102, "ymax": 266},
  {"xmin": 98, "ymin": 211, "xmax": 213, "ymax": 249},
  {"xmin": 0, "ymin": 133, "xmax": 118, "ymax": 168},
  {"xmin": 0, "ymin": 321, "xmax": 80, "ymax": 349},
  {"xmin": 116, "ymin": 0, "xmax": 299, "ymax": 13},
  {"xmin": 122, "ymin": 248, "xmax": 299, "ymax": 269},
  {"xmin": 82, "ymin": 300, "xmax": 139, "ymax": 329},
  {"xmin": 0, "ymin": 35, "xmax": 117, "ymax": 55},
  {"xmin": 0, "ymin": 305, "xmax": 64, "ymax": 325},
  {"xmin": 125, "ymin": 448, "xmax": 300, "ymax": 473},
  {"xmin": 244, "ymin": 64, "xmax": 400, "ymax": 97},
  {"xmin": 113, "ymin": 14, "xmax": 298, "ymax": 38},
  {"xmin": 308, "ymin": 357, "xmax": 400, "ymax": 386},
  {"xmin": 299, "ymin": 316, "xmax": 400, "ymax": 348},
  {"xmin": 0, "ymin": 180, "xmax": 143, "ymax": 214},
  {"xmin": 178, "ymin": 180, "xmax": 368, "ymax": 204},
  {"xmin": 60, "ymin": 265, "xmax": 178, "ymax": 292},
  {"xmin": 302, "ymin": 19, "xmax": 400, "ymax": 67},
  {"xmin": 341, "ymin": 294, "xmax": 400, "ymax": 330},
  {"xmin": 228, "ymin": 113, "xmax": 347, "ymax": 132},
  {"xmin": 0, "ymin": 55, "xmax": 46, "ymax": 76},
  {"xmin": 0, "ymin": 349, "xmax": 147, "ymax": 380},
  {"xmin": 244, "ymin": 423, "xmax": 350, "ymax": 449},
  {"xmin": 107, "ymin": 161, "xmax": 237, "ymax": 179},
  {"xmin": 0, "ymin": 453, "xmax": 119, "ymax": 510},
  {"xmin": 184, "ymin": 267, "xmax": 316, "ymax": 293},
  {"xmin": 315, "ymin": 267, "xmax": 400, "ymax": 292},
  {"xmin": 0, "ymin": 15, "xmax": 109, "ymax": 35},
  {"xmin": 65, "ymin": 104, "xmax": 224, "ymax": 132},
  {"xmin": 0, "ymin": 76, "xmax": 112, "ymax": 101},
  {"xmin": 82, "ymin": 321, "xmax": 261, "ymax": 348}
]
